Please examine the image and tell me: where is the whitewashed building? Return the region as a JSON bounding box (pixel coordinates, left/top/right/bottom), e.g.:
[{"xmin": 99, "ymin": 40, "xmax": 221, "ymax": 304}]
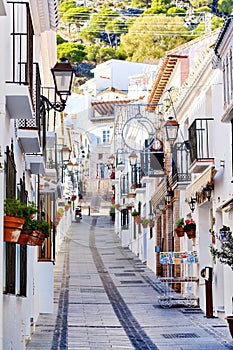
[
  {"xmin": 114, "ymin": 26, "xmax": 233, "ymax": 319},
  {"xmin": 0, "ymin": 1, "xmax": 73, "ymax": 349}
]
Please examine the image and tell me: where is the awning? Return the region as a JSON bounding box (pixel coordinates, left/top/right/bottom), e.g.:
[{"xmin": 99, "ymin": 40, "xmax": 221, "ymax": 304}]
[{"xmin": 185, "ymin": 166, "xmax": 216, "ymax": 200}]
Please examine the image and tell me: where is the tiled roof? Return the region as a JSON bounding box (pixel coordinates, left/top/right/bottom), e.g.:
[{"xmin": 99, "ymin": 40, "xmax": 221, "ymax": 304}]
[
  {"xmin": 147, "ymin": 55, "xmax": 184, "ymax": 105},
  {"xmin": 148, "ymin": 29, "xmax": 221, "ymax": 107},
  {"xmin": 91, "ymin": 100, "xmax": 132, "ymax": 116}
]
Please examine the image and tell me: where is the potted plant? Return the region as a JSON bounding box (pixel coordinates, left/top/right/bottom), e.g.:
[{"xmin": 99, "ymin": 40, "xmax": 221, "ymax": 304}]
[
  {"xmin": 19, "ymin": 218, "xmax": 39, "ymax": 246},
  {"xmin": 184, "ymin": 218, "xmax": 196, "ymax": 239},
  {"xmin": 140, "ymin": 217, "xmax": 150, "ymax": 228},
  {"xmin": 35, "ymin": 220, "xmax": 50, "ymax": 245},
  {"xmin": 55, "ymin": 207, "xmax": 65, "ymax": 223},
  {"xmin": 219, "ymin": 225, "xmax": 231, "ymax": 241},
  {"xmin": 4, "ymin": 198, "xmax": 30, "ymax": 243},
  {"xmin": 149, "ymin": 218, "xmax": 155, "ymax": 228},
  {"xmin": 210, "ymin": 229, "xmax": 233, "ymax": 337},
  {"xmin": 19, "ymin": 218, "xmax": 50, "ymax": 246},
  {"xmin": 174, "ymin": 218, "xmax": 185, "ymax": 237},
  {"xmin": 210, "ymin": 230, "xmax": 233, "ymax": 270},
  {"xmin": 131, "ymin": 210, "xmax": 140, "ymax": 223}
]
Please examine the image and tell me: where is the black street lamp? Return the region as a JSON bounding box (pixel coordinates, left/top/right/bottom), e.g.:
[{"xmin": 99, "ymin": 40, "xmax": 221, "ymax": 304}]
[
  {"xmin": 60, "ymin": 146, "xmax": 71, "ymax": 183},
  {"xmin": 188, "ymin": 196, "xmax": 197, "ymax": 212},
  {"xmin": 40, "ymin": 58, "xmax": 74, "ymax": 113},
  {"xmin": 164, "ymin": 117, "xmax": 179, "ymax": 145},
  {"xmin": 129, "ymin": 152, "xmax": 137, "ymax": 167},
  {"xmin": 165, "ymin": 189, "xmax": 174, "ymax": 205}
]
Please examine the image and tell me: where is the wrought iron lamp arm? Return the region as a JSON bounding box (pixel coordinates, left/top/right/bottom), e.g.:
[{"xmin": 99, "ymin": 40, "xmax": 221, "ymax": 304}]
[
  {"xmin": 167, "ymin": 88, "xmax": 177, "ymax": 120},
  {"xmin": 40, "ymin": 95, "xmax": 66, "ymax": 113}
]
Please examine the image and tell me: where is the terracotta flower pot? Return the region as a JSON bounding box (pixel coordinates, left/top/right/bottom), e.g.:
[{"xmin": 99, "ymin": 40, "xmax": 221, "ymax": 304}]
[
  {"xmin": 17, "ymin": 230, "xmax": 30, "ymax": 245},
  {"xmin": 226, "ymin": 316, "xmax": 233, "ymax": 338},
  {"xmin": 4, "ymin": 216, "xmax": 25, "ymax": 243},
  {"xmin": 37, "ymin": 231, "xmax": 45, "ymax": 246},
  {"xmin": 133, "ymin": 216, "xmax": 140, "ymax": 224},
  {"xmin": 22, "ymin": 229, "xmax": 40, "ymax": 246},
  {"xmin": 175, "ymin": 227, "xmax": 184, "ymax": 237},
  {"xmin": 186, "ymin": 229, "xmax": 196, "ymax": 239}
]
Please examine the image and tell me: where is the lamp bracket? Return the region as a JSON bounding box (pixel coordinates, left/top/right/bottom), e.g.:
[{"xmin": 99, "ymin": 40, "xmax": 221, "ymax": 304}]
[{"xmin": 40, "ymin": 95, "xmax": 66, "ymax": 113}]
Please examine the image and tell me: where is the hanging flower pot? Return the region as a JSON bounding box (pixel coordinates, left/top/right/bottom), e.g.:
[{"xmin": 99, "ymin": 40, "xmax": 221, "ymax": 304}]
[
  {"xmin": 140, "ymin": 217, "xmax": 150, "ymax": 228},
  {"xmin": 71, "ymin": 194, "xmax": 77, "ymax": 201},
  {"xmin": 184, "ymin": 219, "xmax": 196, "ymax": 239},
  {"xmin": 22, "ymin": 229, "xmax": 39, "ymax": 246},
  {"xmin": 4, "ymin": 216, "xmax": 25, "ymax": 243},
  {"xmin": 174, "ymin": 218, "xmax": 184, "ymax": 237},
  {"xmin": 219, "ymin": 226, "xmax": 231, "ymax": 241},
  {"xmin": 186, "ymin": 229, "xmax": 196, "ymax": 239},
  {"xmin": 17, "ymin": 229, "xmax": 31, "ymax": 245},
  {"xmin": 36, "ymin": 231, "xmax": 45, "ymax": 246},
  {"xmin": 134, "ymin": 216, "xmax": 140, "ymax": 224},
  {"xmin": 149, "ymin": 220, "xmax": 155, "ymax": 228},
  {"xmin": 175, "ymin": 227, "xmax": 184, "ymax": 237}
]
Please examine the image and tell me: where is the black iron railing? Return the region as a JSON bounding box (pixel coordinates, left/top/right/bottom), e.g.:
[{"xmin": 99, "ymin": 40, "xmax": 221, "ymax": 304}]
[
  {"xmin": 172, "ymin": 142, "xmax": 191, "ymax": 186},
  {"xmin": 188, "ymin": 118, "xmax": 214, "ymax": 164},
  {"xmin": 6, "ymin": 2, "xmax": 34, "ymax": 89}
]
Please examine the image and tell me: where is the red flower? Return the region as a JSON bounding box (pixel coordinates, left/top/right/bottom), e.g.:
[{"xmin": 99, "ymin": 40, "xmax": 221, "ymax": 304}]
[{"xmin": 185, "ymin": 219, "xmax": 195, "ymax": 225}]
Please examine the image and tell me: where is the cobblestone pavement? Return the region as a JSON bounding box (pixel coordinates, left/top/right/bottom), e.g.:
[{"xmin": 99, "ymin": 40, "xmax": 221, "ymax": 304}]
[{"xmin": 26, "ymin": 215, "xmax": 233, "ymax": 350}]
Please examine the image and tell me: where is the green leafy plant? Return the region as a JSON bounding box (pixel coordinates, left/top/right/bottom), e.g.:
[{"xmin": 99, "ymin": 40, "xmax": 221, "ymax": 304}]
[
  {"xmin": 131, "ymin": 210, "xmax": 139, "ymax": 217},
  {"xmin": 4, "ymin": 198, "xmax": 37, "ymax": 219},
  {"xmin": 219, "ymin": 225, "xmax": 230, "ymax": 232},
  {"xmin": 175, "ymin": 218, "xmax": 184, "ymax": 228},
  {"xmin": 140, "ymin": 217, "xmax": 150, "ymax": 225},
  {"xmin": 23, "ymin": 218, "xmax": 50, "ymax": 238},
  {"xmin": 57, "ymin": 208, "xmax": 65, "ymax": 216},
  {"xmin": 35, "ymin": 220, "xmax": 50, "ymax": 238},
  {"xmin": 210, "ymin": 230, "xmax": 233, "ymax": 270}
]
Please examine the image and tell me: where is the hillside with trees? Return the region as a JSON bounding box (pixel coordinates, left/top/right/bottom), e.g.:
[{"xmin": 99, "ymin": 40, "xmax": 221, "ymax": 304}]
[{"xmin": 57, "ymin": 0, "xmax": 230, "ymax": 81}]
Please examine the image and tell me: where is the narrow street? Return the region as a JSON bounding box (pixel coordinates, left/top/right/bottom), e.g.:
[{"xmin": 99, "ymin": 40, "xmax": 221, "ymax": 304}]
[{"xmin": 26, "ymin": 214, "xmax": 233, "ymax": 350}]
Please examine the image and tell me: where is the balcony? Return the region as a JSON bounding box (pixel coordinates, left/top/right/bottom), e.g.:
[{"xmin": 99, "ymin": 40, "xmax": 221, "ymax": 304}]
[
  {"xmin": 188, "ymin": 118, "xmax": 214, "ymax": 173},
  {"xmin": 141, "ymin": 151, "xmax": 164, "ymax": 180},
  {"xmin": 172, "ymin": 142, "xmax": 191, "ymax": 188},
  {"xmin": 6, "ymin": 2, "xmax": 34, "ymax": 119},
  {"xmin": 16, "ymin": 64, "xmax": 42, "ymax": 153},
  {"xmin": 25, "ymin": 155, "xmax": 45, "ymax": 174}
]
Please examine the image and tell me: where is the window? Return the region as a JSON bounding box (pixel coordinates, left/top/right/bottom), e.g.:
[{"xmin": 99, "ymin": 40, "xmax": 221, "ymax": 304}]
[
  {"xmin": 4, "ymin": 143, "xmax": 27, "ymax": 296},
  {"xmin": 103, "ymin": 130, "xmax": 110, "ymax": 143},
  {"xmin": 121, "ymin": 209, "xmax": 129, "ymax": 230}
]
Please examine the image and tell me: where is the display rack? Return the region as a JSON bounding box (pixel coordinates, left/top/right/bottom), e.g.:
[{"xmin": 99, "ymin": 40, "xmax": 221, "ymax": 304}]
[{"xmin": 158, "ymin": 252, "xmax": 199, "ymax": 308}]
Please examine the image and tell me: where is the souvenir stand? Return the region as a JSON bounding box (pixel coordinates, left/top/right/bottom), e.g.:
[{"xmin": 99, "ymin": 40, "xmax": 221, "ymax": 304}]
[{"xmin": 158, "ymin": 251, "xmax": 199, "ymax": 308}]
